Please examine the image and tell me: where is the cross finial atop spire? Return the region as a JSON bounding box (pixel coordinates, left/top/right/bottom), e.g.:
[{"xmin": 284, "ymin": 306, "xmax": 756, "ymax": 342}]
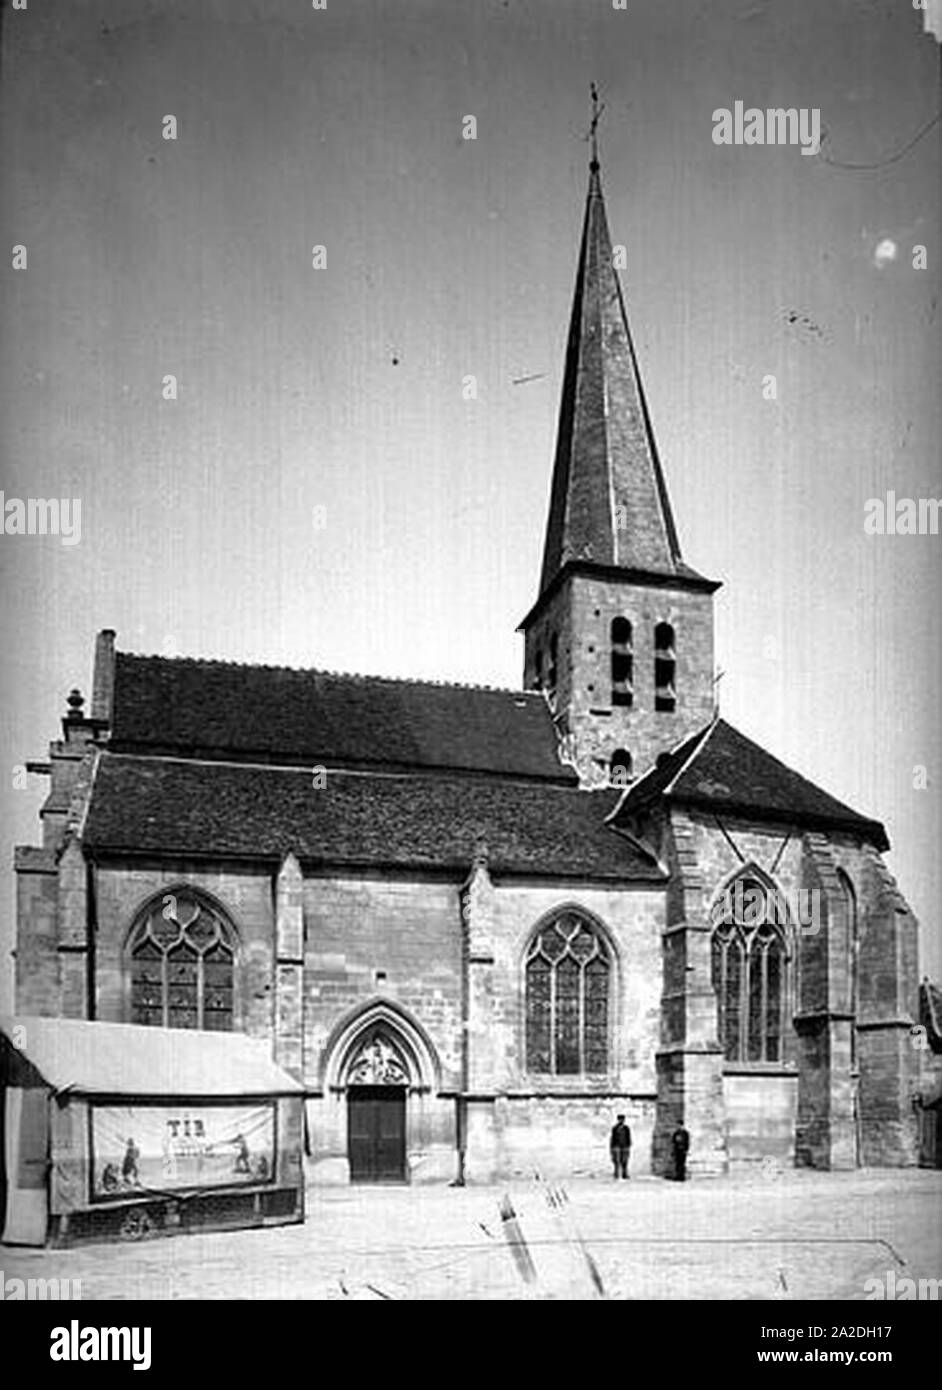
[{"xmin": 588, "ymin": 82, "xmax": 605, "ymax": 173}]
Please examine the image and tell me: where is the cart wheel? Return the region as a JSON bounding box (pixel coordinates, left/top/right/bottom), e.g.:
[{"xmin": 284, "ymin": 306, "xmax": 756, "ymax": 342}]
[{"xmin": 119, "ymin": 1207, "xmax": 153, "ymax": 1241}]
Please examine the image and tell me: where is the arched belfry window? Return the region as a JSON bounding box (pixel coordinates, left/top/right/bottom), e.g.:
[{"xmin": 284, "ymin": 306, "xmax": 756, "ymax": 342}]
[
  {"xmin": 548, "ymin": 634, "xmax": 558, "ymax": 699},
  {"xmin": 711, "ymin": 877, "xmax": 787, "ymax": 1063},
  {"xmin": 525, "ymin": 911, "xmax": 611, "ymax": 1075},
  {"xmin": 128, "ymin": 889, "xmax": 236, "ymax": 1031},
  {"xmin": 654, "ymin": 622, "xmax": 676, "ymax": 712},
  {"xmin": 611, "ymin": 617, "xmax": 633, "ymax": 707}
]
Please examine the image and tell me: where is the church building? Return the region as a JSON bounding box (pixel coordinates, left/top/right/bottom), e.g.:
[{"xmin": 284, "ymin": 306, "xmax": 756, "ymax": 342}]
[{"xmin": 12, "ymin": 143, "xmax": 925, "ymax": 1183}]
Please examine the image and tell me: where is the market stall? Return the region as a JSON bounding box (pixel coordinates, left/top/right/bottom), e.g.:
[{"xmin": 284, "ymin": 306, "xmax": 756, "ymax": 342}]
[{"xmin": 0, "ymin": 1016, "xmax": 304, "ymax": 1246}]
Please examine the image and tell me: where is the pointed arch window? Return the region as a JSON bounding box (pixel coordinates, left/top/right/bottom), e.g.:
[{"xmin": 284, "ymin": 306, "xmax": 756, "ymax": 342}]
[
  {"xmin": 525, "ymin": 911, "xmax": 611, "ymax": 1075},
  {"xmin": 711, "ymin": 879, "xmax": 787, "ymax": 1063},
  {"xmin": 128, "ymin": 890, "xmax": 236, "ymax": 1031},
  {"xmin": 654, "ymin": 622, "xmax": 676, "ymax": 712},
  {"xmin": 611, "ymin": 617, "xmax": 633, "ymax": 707}
]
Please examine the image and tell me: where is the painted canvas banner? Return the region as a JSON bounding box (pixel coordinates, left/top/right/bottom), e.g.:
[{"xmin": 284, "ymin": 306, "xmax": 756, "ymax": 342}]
[{"xmin": 90, "ymin": 1102, "xmax": 275, "ymax": 1198}]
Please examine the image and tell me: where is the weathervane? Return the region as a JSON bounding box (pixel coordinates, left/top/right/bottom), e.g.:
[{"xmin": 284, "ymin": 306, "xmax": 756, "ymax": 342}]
[{"xmin": 587, "ymin": 82, "xmax": 605, "ymax": 169}]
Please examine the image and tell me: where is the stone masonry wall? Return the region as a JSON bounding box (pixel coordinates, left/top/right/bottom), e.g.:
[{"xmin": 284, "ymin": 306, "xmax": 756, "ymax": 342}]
[
  {"xmin": 302, "ymin": 871, "xmax": 464, "ymax": 1183},
  {"xmin": 302, "ymin": 872, "xmax": 464, "ymax": 1093}
]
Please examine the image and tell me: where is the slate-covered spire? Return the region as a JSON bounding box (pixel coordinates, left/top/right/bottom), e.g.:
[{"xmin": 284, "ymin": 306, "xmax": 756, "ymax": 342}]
[{"xmin": 539, "ymin": 144, "xmax": 683, "ymax": 595}]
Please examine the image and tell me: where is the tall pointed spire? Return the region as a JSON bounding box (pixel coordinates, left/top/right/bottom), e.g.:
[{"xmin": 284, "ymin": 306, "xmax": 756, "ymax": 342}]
[
  {"xmin": 539, "ymin": 104, "xmax": 684, "ymax": 595},
  {"xmin": 519, "ymin": 108, "xmax": 719, "ymax": 790}
]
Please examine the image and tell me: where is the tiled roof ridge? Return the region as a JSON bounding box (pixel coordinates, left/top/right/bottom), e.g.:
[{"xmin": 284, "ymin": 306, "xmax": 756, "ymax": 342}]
[
  {"xmin": 117, "ymin": 650, "xmax": 542, "ymax": 699},
  {"xmin": 98, "ymin": 749, "xmax": 591, "ymax": 787}
]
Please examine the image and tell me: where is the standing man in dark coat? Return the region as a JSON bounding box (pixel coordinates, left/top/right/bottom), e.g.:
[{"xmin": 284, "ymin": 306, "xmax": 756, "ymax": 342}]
[
  {"xmin": 610, "ymin": 1114, "xmax": 632, "ymax": 1179},
  {"xmin": 671, "ymin": 1123, "xmax": 690, "ymax": 1181}
]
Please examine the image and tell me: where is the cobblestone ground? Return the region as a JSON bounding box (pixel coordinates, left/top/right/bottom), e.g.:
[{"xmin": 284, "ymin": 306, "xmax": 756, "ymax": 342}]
[{"xmin": 2, "ymin": 1170, "xmax": 940, "ymax": 1301}]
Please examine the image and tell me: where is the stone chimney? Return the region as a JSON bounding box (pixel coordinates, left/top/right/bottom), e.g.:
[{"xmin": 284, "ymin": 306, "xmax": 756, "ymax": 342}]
[{"xmin": 91, "ymin": 628, "xmax": 116, "ymax": 726}]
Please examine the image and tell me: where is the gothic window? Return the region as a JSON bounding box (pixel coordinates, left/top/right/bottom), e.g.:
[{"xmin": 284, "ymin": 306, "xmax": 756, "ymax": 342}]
[
  {"xmin": 611, "ymin": 617, "xmax": 633, "ymax": 707},
  {"xmin": 525, "ymin": 912, "xmax": 611, "ymax": 1075},
  {"xmin": 711, "ymin": 879, "xmax": 786, "ymax": 1063},
  {"xmin": 534, "ymin": 647, "xmax": 544, "ymax": 690},
  {"xmin": 838, "ymin": 872, "xmax": 859, "ymax": 1068},
  {"xmin": 610, "ymin": 749, "xmax": 633, "ymax": 786},
  {"xmin": 128, "ymin": 890, "xmax": 236, "ymax": 1031},
  {"xmin": 654, "ymin": 622, "xmax": 676, "ymax": 712}
]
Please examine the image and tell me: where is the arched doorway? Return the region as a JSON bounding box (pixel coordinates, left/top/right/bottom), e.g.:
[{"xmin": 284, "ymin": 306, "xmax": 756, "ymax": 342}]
[
  {"xmin": 345, "ymin": 1029, "xmax": 409, "ymax": 1184},
  {"xmin": 317, "ymin": 1000, "xmax": 444, "ymax": 1186}
]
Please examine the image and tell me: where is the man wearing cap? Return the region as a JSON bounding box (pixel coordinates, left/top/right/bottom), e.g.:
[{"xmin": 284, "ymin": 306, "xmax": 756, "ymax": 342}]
[{"xmin": 609, "ymin": 1113, "xmax": 632, "ymax": 1179}]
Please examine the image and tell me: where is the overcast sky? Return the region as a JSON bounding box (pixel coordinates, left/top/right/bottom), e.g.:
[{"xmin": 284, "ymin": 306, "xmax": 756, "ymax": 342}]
[{"xmin": 1, "ymin": 0, "xmax": 940, "ymax": 1001}]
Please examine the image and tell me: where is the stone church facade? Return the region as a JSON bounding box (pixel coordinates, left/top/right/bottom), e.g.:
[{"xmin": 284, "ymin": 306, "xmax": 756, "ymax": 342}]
[{"xmin": 13, "ymin": 151, "xmax": 925, "ymax": 1182}]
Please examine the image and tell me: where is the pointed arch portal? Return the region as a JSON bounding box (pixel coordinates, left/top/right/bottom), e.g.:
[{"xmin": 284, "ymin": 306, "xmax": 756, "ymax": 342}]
[
  {"xmin": 323, "ymin": 1003, "xmax": 440, "ymax": 1185},
  {"xmin": 344, "ymin": 1027, "xmax": 409, "ymax": 1184}
]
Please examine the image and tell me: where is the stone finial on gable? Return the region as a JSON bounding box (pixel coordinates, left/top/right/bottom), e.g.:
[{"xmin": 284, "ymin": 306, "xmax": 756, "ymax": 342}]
[{"xmin": 61, "ymin": 689, "xmax": 97, "ymax": 746}]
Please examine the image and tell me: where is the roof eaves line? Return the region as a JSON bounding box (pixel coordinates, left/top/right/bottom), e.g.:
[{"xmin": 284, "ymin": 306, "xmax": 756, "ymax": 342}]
[
  {"xmin": 662, "ymin": 792, "xmax": 887, "ymax": 842},
  {"xmin": 82, "ymin": 841, "xmax": 665, "ymax": 883},
  {"xmin": 519, "ymin": 561, "xmax": 721, "ymax": 632}
]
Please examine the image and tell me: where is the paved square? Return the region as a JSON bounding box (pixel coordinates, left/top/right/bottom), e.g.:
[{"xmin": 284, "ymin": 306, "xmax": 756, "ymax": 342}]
[{"xmin": 3, "ymin": 1169, "xmax": 940, "ymax": 1300}]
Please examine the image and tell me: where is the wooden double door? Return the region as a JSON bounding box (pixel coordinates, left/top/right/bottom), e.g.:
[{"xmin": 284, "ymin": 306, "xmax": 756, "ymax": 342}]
[{"xmin": 347, "ymin": 1086, "xmax": 407, "ymax": 1183}]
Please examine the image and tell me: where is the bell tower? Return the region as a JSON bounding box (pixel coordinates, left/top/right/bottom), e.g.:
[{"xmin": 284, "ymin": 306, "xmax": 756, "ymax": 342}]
[{"xmin": 519, "ymin": 105, "xmax": 720, "ymax": 788}]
